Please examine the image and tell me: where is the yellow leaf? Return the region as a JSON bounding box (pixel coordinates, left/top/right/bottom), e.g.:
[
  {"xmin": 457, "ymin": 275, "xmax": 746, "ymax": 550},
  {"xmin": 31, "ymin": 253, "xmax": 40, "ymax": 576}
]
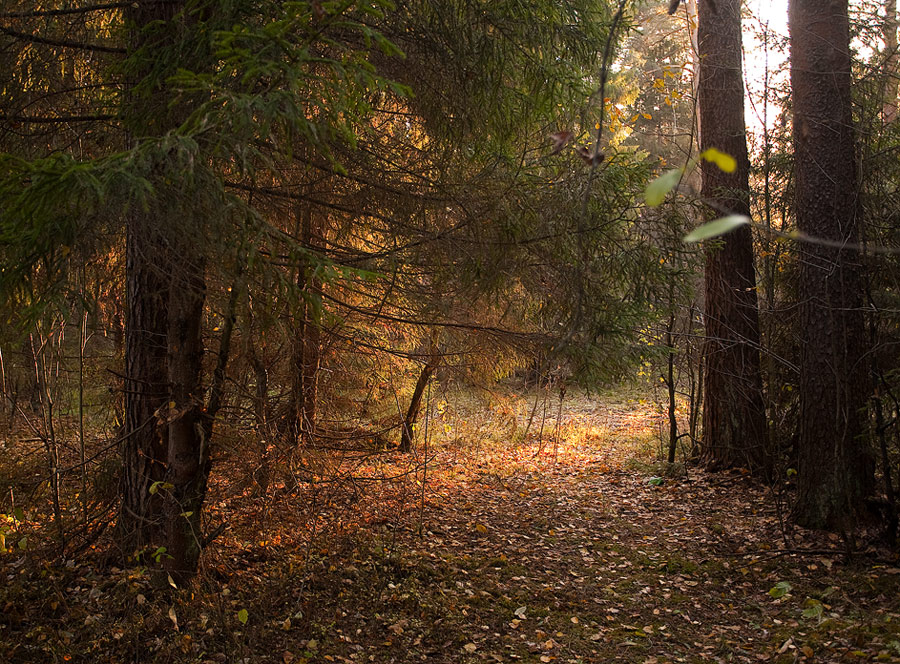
[
  {"xmin": 475, "ymin": 523, "xmax": 488, "ymax": 534},
  {"xmin": 642, "ymin": 113, "xmax": 652, "ymax": 120},
  {"xmin": 701, "ymin": 147, "xmax": 737, "ymax": 173}
]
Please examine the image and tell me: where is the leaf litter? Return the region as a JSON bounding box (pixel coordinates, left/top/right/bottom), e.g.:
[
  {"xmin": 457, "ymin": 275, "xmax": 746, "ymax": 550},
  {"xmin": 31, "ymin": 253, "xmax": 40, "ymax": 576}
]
[{"xmin": 1, "ymin": 388, "xmax": 899, "ymax": 663}]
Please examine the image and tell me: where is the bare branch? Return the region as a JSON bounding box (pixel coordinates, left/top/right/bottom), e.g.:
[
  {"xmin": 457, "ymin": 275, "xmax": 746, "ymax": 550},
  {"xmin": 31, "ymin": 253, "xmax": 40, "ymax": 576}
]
[{"xmin": 0, "ymin": 25, "xmax": 125, "ymax": 54}]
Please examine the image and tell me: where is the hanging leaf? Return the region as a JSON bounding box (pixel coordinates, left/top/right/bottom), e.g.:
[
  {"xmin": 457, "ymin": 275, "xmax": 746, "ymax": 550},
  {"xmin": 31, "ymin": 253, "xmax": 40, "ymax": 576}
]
[
  {"xmin": 238, "ymin": 608, "xmax": 249, "ymax": 624},
  {"xmin": 683, "ymin": 215, "xmax": 749, "ymax": 243},
  {"xmin": 548, "ymin": 131, "xmax": 574, "ymax": 155},
  {"xmin": 645, "ymin": 168, "xmax": 683, "ymax": 206},
  {"xmin": 700, "ymin": 148, "xmax": 737, "ymax": 173}
]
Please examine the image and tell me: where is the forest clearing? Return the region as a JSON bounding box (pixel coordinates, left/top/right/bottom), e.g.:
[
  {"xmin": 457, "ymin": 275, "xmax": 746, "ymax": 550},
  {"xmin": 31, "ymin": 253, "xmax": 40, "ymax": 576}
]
[{"xmin": 2, "ymin": 388, "xmax": 899, "ymax": 663}]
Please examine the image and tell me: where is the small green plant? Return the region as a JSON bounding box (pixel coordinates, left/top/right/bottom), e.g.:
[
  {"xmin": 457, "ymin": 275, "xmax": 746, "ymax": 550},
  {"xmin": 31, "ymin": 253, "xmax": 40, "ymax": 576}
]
[
  {"xmin": 769, "ymin": 581, "xmax": 793, "ymax": 599},
  {"xmin": 801, "ymin": 598, "xmax": 824, "ymax": 621}
]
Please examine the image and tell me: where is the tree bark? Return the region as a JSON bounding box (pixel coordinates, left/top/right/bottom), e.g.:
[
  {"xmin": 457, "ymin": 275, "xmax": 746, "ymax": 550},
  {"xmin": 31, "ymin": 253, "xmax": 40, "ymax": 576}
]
[
  {"xmin": 118, "ymin": 0, "xmax": 183, "ymax": 557},
  {"xmin": 790, "ymin": 0, "xmax": 874, "ymax": 529},
  {"xmin": 884, "ymin": 0, "xmax": 899, "ymax": 123},
  {"xmin": 119, "ymin": 209, "xmax": 169, "ymax": 552},
  {"xmin": 400, "ymin": 362, "xmax": 435, "ymax": 453},
  {"xmin": 697, "ymin": 0, "xmax": 769, "ymax": 474},
  {"xmin": 118, "ymin": 1, "xmax": 211, "ymax": 581},
  {"xmin": 162, "ymin": 243, "xmax": 207, "ymax": 583},
  {"xmin": 290, "ymin": 201, "xmax": 322, "ymax": 446}
]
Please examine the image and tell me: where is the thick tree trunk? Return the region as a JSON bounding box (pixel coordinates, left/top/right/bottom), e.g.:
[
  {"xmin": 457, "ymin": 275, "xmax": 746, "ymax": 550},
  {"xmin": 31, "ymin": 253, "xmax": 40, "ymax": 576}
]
[
  {"xmin": 162, "ymin": 243, "xmax": 207, "ymax": 583},
  {"xmin": 119, "ymin": 212, "xmax": 169, "ymax": 552},
  {"xmin": 119, "ymin": 1, "xmax": 212, "ymax": 581},
  {"xmin": 118, "ymin": 0, "xmax": 182, "ymax": 557},
  {"xmin": 790, "ymin": 0, "xmax": 874, "ymax": 529},
  {"xmin": 697, "ymin": 0, "xmax": 769, "ymax": 473}
]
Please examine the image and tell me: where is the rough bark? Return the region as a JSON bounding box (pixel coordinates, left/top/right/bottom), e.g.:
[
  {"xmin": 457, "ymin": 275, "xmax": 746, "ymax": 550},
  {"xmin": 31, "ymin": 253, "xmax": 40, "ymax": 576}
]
[
  {"xmin": 162, "ymin": 244, "xmax": 207, "ymax": 583},
  {"xmin": 790, "ymin": 0, "xmax": 874, "ymax": 529},
  {"xmin": 119, "ymin": 210, "xmax": 169, "ymax": 552},
  {"xmin": 697, "ymin": 0, "xmax": 769, "ymax": 473},
  {"xmin": 118, "ymin": 0, "xmax": 182, "ymax": 557},
  {"xmin": 119, "ymin": 1, "xmax": 211, "ymax": 581}
]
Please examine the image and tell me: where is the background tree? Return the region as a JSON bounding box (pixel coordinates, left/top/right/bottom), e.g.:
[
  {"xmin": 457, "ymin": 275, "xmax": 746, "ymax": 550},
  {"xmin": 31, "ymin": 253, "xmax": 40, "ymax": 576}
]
[{"xmin": 697, "ymin": 0, "xmax": 768, "ymax": 473}]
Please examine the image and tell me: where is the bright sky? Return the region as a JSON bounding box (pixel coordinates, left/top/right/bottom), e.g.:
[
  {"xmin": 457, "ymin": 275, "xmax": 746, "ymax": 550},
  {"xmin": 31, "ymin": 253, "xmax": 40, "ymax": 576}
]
[{"xmin": 743, "ymin": 0, "xmax": 790, "ymax": 134}]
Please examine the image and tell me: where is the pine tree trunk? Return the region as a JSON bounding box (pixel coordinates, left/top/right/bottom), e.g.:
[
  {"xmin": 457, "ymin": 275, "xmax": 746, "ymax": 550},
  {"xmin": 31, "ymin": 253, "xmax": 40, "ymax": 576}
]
[
  {"xmin": 119, "ymin": 212, "xmax": 169, "ymax": 551},
  {"xmin": 790, "ymin": 0, "xmax": 874, "ymax": 529},
  {"xmin": 119, "ymin": 2, "xmax": 212, "ymax": 581},
  {"xmin": 162, "ymin": 245, "xmax": 207, "ymax": 583},
  {"xmin": 697, "ymin": 0, "xmax": 769, "ymax": 473}
]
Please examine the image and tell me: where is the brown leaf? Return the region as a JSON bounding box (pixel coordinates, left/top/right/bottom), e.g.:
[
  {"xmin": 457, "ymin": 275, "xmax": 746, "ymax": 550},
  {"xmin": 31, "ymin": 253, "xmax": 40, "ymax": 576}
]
[
  {"xmin": 575, "ymin": 145, "xmax": 604, "ymax": 166},
  {"xmin": 549, "ymin": 131, "xmax": 574, "ymax": 155}
]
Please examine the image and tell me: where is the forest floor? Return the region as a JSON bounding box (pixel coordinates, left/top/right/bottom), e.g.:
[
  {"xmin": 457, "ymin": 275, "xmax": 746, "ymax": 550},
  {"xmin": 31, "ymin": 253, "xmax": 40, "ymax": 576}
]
[{"xmin": 2, "ymin": 387, "xmax": 900, "ymax": 663}]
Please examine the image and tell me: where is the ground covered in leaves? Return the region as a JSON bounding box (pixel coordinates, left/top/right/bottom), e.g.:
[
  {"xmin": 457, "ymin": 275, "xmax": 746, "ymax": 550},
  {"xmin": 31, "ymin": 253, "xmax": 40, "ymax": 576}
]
[{"xmin": 2, "ymin": 389, "xmax": 900, "ymax": 663}]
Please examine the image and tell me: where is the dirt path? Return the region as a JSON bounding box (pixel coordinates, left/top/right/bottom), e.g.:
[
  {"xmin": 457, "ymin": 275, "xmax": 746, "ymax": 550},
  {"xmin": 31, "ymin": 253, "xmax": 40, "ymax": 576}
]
[{"xmin": 319, "ymin": 448, "xmax": 900, "ymax": 664}]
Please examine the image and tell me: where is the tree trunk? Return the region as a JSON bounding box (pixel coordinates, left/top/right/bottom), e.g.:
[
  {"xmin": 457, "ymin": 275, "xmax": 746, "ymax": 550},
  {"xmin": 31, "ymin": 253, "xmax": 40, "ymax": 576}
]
[
  {"xmin": 401, "ymin": 362, "xmax": 435, "ymax": 453},
  {"xmin": 790, "ymin": 0, "xmax": 874, "ymax": 529},
  {"xmin": 119, "ymin": 1, "xmax": 212, "ymax": 582},
  {"xmin": 290, "ymin": 202, "xmax": 322, "ymax": 446},
  {"xmin": 697, "ymin": 0, "xmax": 769, "ymax": 474},
  {"xmin": 162, "ymin": 242, "xmax": 207, "ymax": 583},
  {"xmin": 119, "ymin": 209, "xmax": 169, "ymax": 552},
  {"xmin": 666, "ymin": 311, "xmax": 678, "ymax": 464},
  {"xmin": 884, "ymin": 0, "xmax": 899, "ymax": 123}
]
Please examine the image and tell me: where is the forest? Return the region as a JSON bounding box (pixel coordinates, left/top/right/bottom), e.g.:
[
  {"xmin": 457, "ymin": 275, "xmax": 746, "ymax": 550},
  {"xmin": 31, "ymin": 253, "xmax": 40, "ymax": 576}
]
[{"xmin": 1, "ymin": 0, "xmax": 900, "ymax": 661}]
